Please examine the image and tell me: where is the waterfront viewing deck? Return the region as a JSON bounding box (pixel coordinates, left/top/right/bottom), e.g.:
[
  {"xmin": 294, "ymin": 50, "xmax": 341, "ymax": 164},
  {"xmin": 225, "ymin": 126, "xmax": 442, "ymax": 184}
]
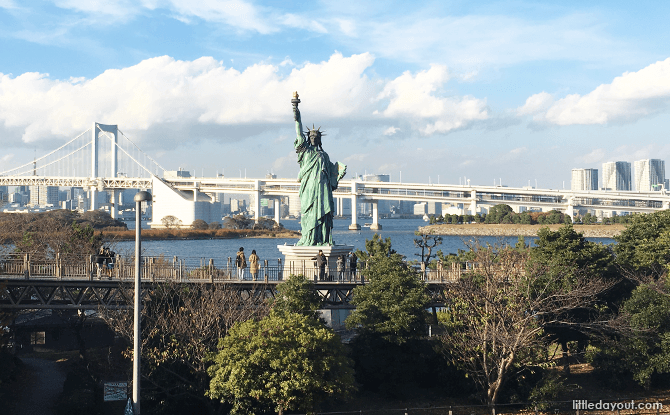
[{"xmin": 0, "ymin": 253, "xmax": 468, "ymax": 310}]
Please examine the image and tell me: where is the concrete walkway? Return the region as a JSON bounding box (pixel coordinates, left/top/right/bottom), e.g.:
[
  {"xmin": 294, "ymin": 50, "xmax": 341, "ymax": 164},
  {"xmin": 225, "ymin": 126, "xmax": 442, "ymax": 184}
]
[{"xmin": 13, "ymin": 357, "xmax": 66, "ymax": 415}]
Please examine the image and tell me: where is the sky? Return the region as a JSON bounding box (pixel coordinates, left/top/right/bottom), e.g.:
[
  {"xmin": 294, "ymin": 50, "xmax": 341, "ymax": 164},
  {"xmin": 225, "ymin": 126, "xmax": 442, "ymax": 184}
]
[{"xmin": 1, "ymin": 0, "xmax": 669, "ymax": 189}]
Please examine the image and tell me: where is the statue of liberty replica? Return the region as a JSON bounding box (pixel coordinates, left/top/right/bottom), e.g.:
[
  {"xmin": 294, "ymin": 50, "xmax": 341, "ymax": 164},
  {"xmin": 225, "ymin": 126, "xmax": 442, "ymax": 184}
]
[{"xmin": 292, "ymin": 91, "xmax": 347, "ymax": 246}]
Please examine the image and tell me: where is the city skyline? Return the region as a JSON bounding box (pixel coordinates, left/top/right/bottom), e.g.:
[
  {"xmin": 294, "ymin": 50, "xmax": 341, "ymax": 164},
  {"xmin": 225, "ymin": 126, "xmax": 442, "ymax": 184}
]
[{"xmin": 1, "ymin": 1, "xmax": 669, "ymax": 189}]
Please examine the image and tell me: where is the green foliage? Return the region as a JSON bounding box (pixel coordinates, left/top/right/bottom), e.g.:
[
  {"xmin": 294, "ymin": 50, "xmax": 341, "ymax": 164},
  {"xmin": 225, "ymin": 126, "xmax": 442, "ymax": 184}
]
[
  {"xmin": 207, "ymin": 311, "xmax": 355, "ymax": 414},
  {"xmin": 222, "ymin": 215, "xmax": 253, "ymax": 229},
  {"xmin": 272, "ymin": 274, "xmax": 323, "ymax": 319},
  {"xmin": 191, "ymin": 219, "xmax": 209, "ymax": 230},
  {"xmin": 615, "ymin": 210, "xmax": 670, "ymax": 272},
  {"xmin": 482, "ymin": 204, "xmax": 571, "ymax": 225},
  {"xmin": 346, "ymin": 235, "xmax": 430, "ymax": 343},
  {"xmin": 589, "ymin": 285, "xmax": 670, "ymax": 389},
  {"xmin": 528, "ymin": 371, "xmax": 571, "ymax": 409},
  {"xmin": 485, "ymin": 204, "xmax": 514, "ymax": 223},
  {"xmin": 531, "ymin": 223, "xmax": 615, "ymax": 283}
]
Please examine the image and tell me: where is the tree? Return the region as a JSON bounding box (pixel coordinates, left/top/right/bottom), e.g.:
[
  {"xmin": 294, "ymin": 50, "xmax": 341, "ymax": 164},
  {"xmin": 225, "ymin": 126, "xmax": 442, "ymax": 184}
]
[
  {"xmin": 439, "ymin": 244, "xmax": 614, "ymax": 406},
  {"xmin": 615, "ymin": 210, "xmax": 670, "ymax": 273},
  {"xmin": 208, "ymin": 221, "xmax": 222, "ymax": 230},
  {"xmin": 191, "ymin": 219, "xmax": 209, "ymax": 230},
  {"xmin": 100, "ymin": 282, "xmax": 269, "ymax": 414},
  {"xmin": 413, "ymin": 232, "xmax": 443, "ymax": 270},
  {"xmin": 222, "ymin": 215, "xmax": 252, "ymax": 229},
  {"xmin": 345, "ymin": 235, "xmax": 432, "ymax": 394},
  {"xmin": 590, "ymin": 283, "xmax": 670, "ymax": 389},
  {"xmin": 161, "ymin": 215, "xmax": 182, "ymax": 229},
  {"xmin": 272, "ymin": 274, "xmax": 323, "ymax": 320},
  {"xmin": 347, "ymin": 234, "xmax": 430, "ymax": 343},
  {"xmin": 485, "ymin": 204, "xmax": 514, "ymax": 224},
  {"xmin": 207, "ymin": 311, "xmax": 356, "ymax": 415}
]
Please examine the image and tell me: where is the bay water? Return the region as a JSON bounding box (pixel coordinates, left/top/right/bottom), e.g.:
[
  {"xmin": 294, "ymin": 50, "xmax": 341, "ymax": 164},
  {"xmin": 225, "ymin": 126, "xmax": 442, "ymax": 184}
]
[{"xmin": 114, "ymin": 219, "xmax": 614, "ymax": 267}]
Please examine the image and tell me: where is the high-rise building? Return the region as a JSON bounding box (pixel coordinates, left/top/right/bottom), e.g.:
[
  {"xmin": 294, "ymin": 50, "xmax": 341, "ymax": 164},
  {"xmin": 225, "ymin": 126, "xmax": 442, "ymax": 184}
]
[
  {"xmin": 29, "ymin": 185, "xmax": 59, "ymax": 206},
  {"xmin": 571, "ymin": 168, "xmax": 598, "ymax": 191},
  {"xmin": 601, "ymin": 161, "xmax": 632, "ymax": 191},
  {"xmin": 634, "ymin": 159, "xmax": 665, "ymax": 191}
]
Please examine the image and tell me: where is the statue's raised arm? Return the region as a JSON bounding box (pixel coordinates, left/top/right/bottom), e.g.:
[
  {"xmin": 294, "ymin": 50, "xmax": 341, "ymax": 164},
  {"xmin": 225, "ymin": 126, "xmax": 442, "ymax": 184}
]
[{"xmin": 292, "ymin": 92, "xmax": 306, "ymax": 151}]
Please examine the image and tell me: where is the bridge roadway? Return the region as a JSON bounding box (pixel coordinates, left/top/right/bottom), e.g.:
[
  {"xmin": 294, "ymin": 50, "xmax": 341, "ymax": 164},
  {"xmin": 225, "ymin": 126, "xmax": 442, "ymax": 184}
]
[
  {"xmin": 3, "ymin": 175, "xmax": 670, "ymax": 228},
  {"xmin": 0, "ymin": 255, "xmax": 454, "ymax": 310}
]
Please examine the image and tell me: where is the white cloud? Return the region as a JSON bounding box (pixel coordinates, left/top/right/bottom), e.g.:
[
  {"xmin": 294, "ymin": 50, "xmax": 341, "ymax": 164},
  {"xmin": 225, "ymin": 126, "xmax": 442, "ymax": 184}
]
[
  {"xmin": 383, "ymin": 126, "xmax": 398, "ymax": 136},
  {"xmin": 340, "ymin": 11, "xmax": 635, "ymax": 70},
  {"xmin": 0, "ymin": 154, "xmax": 14, "ymax": 163},
  {"xmin": 530, "ymin": 58, "xmax": 670, "ymax": 125},
  {"xmin": 0, "ymin": 0, "xmax": 18, "ymax": 9},
  {"xmin": 516, "ymin": 92, "xmax": 553, "ymax": 116},
  {"xmin": 344, "ymin": 153, "xmax": 367, "ymax": 162},
  {"xmin": 375, "ymin": 64, "xmax": 488, "ymax": 134},
  {"xmin": 576, "ymin": 148, "xmax": 605, "ymax": 164},
  {"xmin": 0, "ymin": 52, "xmax": 488, "ymax": 146}
]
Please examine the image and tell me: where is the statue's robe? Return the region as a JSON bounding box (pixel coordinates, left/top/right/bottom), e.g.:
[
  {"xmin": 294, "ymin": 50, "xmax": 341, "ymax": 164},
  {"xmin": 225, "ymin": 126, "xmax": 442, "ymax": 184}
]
[{"xmin": 294, "ymin": 117, "xmax": 342, "ymax": 246}]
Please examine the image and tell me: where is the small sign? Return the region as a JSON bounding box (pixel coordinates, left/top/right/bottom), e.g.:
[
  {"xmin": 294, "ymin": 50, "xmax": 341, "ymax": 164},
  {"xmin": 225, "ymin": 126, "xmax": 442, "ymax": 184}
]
[{"xmin": 103, "ymin": 381, "xmax": 128, "ymax": 402}]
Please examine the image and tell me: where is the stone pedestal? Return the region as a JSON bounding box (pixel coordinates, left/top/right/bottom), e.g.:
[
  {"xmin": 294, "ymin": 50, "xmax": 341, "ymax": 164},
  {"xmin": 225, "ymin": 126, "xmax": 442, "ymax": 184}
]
[
  {"xmin": 348, "ymin": 224, "xmax": 361, "ymax": 230},
  {"xmin": 369, "ymin": 223, "xmax": 382, "ymax": 230},
  {"xmin": 277, "ymin": 244, "xmax": 354, "ymax": 281}
]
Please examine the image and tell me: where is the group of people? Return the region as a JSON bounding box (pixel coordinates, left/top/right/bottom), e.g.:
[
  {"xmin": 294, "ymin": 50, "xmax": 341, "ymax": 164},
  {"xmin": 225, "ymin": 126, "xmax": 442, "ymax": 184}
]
[
  {"xmin": 235, "ymin": 247, "xmax": 358, "ymax": 282},
  {"xmin": 312, "ymin": 250, "xmax": 357, "ymax": 282},
  {"xmin": 94, "ymin": 246, "xmax": 116, "ymax": 279},
  {"xmin": 235, "ymin": 247, "xmax": 261, "ymax": 280}
]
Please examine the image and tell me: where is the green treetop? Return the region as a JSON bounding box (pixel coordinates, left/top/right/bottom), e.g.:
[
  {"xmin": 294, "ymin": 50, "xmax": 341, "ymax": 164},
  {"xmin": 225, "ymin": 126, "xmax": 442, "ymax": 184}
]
[{"xmin": 207, "ymin": 311, "xmax": 355, "ymax": 415}]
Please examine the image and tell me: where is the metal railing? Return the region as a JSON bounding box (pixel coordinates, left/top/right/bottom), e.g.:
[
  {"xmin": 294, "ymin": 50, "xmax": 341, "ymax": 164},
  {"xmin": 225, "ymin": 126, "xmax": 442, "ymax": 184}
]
[{"xmin": 0, "ymin": 254, "xmax": 503, "ymax": 285}]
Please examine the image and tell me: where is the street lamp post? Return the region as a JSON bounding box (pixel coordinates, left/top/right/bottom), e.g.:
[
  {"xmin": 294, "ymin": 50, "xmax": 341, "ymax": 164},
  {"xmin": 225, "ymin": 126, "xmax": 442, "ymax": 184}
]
[{"xmin": 133, "ymin": 190, "xmax": 152, "ymax": 415}]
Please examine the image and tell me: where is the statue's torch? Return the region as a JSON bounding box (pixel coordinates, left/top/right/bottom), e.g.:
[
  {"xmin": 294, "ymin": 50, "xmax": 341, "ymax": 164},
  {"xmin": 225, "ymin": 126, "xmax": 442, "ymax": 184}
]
[{"xmin": 291, "ymin": 91, "xmax": 300, "ymax": 108}]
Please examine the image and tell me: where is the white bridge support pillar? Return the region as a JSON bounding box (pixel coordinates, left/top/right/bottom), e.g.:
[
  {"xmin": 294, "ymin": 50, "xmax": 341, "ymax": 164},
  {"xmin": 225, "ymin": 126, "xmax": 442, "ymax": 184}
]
[
  {"xmin": 370, "ymin": 201, "xmax": 382, "ymax": 230},
  {"xmin": 253, "ymin": 180, "xmax": 261, "ymax": 223},
  {"xmin": 274, "ymin": 197, "xmax": 281, "ymax": 226},
  {"xmin": 566, "ymin": 196, "xmax": 575, "ymax": 219},
  {"xmin": 91, "ymin": 123, "xmax": 118, "ymax": 216},
  {"xmin": 469, "ymin": 190, "xmax": 477, "ymax": 215},
  {"xmin": 349, "ymin": 181, "xmax": 361, "ymax": 230}
]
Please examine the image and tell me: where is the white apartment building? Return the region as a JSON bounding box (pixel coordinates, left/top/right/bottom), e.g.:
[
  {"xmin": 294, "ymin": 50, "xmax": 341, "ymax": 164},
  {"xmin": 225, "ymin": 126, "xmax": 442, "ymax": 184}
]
[
  {"xmin": 571, "ymin": 168, "xmax": 598, "ymax": 191},
  {"xmin": 601, "ymin": 161, "xmax": 632, "ymax": 191},
  {"xmin": 634, "ymin": 159, "xmax": 665, "ymax": 191}
]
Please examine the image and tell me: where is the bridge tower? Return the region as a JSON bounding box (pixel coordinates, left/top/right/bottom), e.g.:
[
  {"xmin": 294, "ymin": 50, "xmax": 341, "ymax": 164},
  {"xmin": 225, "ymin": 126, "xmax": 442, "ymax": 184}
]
[{"xmin": 91, "ymin": 123, "xmax": 119, "ymax": 218}]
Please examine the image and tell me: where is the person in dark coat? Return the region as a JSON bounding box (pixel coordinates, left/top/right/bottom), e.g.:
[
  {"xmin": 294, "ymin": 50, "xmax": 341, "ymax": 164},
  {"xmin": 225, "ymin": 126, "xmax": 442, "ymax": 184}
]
[
  {"xmin": 348, "ymin": 251, "xmax": 357, "ymax": 279},
  {"xmin": 311, "ymin": 250, "xmax": 327, "ymax": 281}
]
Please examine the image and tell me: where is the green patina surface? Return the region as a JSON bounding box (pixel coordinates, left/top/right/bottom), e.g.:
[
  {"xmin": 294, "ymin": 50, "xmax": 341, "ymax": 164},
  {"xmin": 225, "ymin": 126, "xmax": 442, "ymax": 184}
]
[{"xmin": 293, "ymin": 105, "xmax": 346, "ymax": 246}]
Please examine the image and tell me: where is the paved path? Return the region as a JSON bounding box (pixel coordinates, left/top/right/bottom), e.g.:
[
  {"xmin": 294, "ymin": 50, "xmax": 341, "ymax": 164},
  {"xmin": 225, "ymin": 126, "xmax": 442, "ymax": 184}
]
[{"xmin": 13, "ymin": 357, "xmax": 66, "ymax": 415}]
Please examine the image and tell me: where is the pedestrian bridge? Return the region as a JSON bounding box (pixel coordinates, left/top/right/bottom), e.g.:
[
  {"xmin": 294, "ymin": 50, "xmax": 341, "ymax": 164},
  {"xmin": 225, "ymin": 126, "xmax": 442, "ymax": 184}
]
[{"xmin": 0, "ymin": 253, "xmax": 463, "ymax": 310}]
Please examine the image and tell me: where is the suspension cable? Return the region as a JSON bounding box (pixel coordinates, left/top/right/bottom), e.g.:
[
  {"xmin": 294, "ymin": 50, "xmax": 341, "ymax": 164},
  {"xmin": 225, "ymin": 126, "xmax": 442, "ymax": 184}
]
[{"xmin": 0, "ymin": 128, "xmax": 92, "ymax": 175}]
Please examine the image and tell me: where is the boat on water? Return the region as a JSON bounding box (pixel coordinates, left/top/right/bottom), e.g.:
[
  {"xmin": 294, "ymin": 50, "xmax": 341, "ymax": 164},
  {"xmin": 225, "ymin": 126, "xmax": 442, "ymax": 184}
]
[{"xmin": 363, "ymin": 223, "xmax": 372, "ymax": 227}]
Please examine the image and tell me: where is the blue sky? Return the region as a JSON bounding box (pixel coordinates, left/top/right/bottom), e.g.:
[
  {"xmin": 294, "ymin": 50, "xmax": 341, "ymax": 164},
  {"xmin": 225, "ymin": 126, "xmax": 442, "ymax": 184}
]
[{"xmin": 1, "ymin": 0, "xmax": 670, "ymax": 188}]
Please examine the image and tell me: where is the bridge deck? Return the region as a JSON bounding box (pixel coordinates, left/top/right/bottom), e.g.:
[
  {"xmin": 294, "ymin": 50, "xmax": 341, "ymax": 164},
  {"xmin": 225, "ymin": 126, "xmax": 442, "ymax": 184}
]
[{"xmin": 0, "ymin": 254, "xmax": 459, "ymax": 310}]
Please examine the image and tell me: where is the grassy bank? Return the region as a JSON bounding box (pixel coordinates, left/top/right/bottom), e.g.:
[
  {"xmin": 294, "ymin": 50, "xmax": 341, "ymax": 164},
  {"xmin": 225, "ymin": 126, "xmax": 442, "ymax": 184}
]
[
  {"xmin": 419, "ymin": 223, "xmax": 625, "ymax": 238},
  {"xmin": 101, "ymin": 227, "xmax": 300, "ymax": 241}
]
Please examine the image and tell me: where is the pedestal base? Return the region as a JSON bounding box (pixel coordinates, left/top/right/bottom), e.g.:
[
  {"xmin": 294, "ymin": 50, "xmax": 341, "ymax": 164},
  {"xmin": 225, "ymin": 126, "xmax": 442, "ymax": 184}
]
[
  {"xmin": 348, "ymin": 224, "xmax": 361, "ymax": 230},
  {"xmin": 369, "ymin": 223, "xmax": 382, "ymax": 230},
  {"xmin": 277, "ymin": 244, "xmax": 354, "ymax": 281}
]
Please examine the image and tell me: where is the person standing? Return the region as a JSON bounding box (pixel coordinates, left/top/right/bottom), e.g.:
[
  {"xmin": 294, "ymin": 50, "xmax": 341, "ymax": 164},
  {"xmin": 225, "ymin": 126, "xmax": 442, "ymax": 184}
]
[
  {"xmin": 311, "ymin": 250, "xmax": 327, "ymax": 282},
  {"xmin": 249, "ymin": 250, "xmax": 260, "ymax": 281},
  {"xmin": 236, "ymin": 247, "xmax": 246, "ymax": 280},
  {"xmin": 336, "ymin": 255, "xmax": 344, "ymax": 281},
  {"xmin": 348, "ymin": 251, "xmax": 357, "ymax": 280}
]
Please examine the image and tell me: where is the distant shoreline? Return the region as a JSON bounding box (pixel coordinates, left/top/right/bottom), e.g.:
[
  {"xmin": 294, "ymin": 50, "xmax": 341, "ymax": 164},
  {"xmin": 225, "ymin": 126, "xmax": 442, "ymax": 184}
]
[
  {"xmin": 102, "ymin": 228, "xmax": 301, "ymax": 241},
  {"xmin": 418, "ymin": 224, "xmax": 624, "ymax": 238}
]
